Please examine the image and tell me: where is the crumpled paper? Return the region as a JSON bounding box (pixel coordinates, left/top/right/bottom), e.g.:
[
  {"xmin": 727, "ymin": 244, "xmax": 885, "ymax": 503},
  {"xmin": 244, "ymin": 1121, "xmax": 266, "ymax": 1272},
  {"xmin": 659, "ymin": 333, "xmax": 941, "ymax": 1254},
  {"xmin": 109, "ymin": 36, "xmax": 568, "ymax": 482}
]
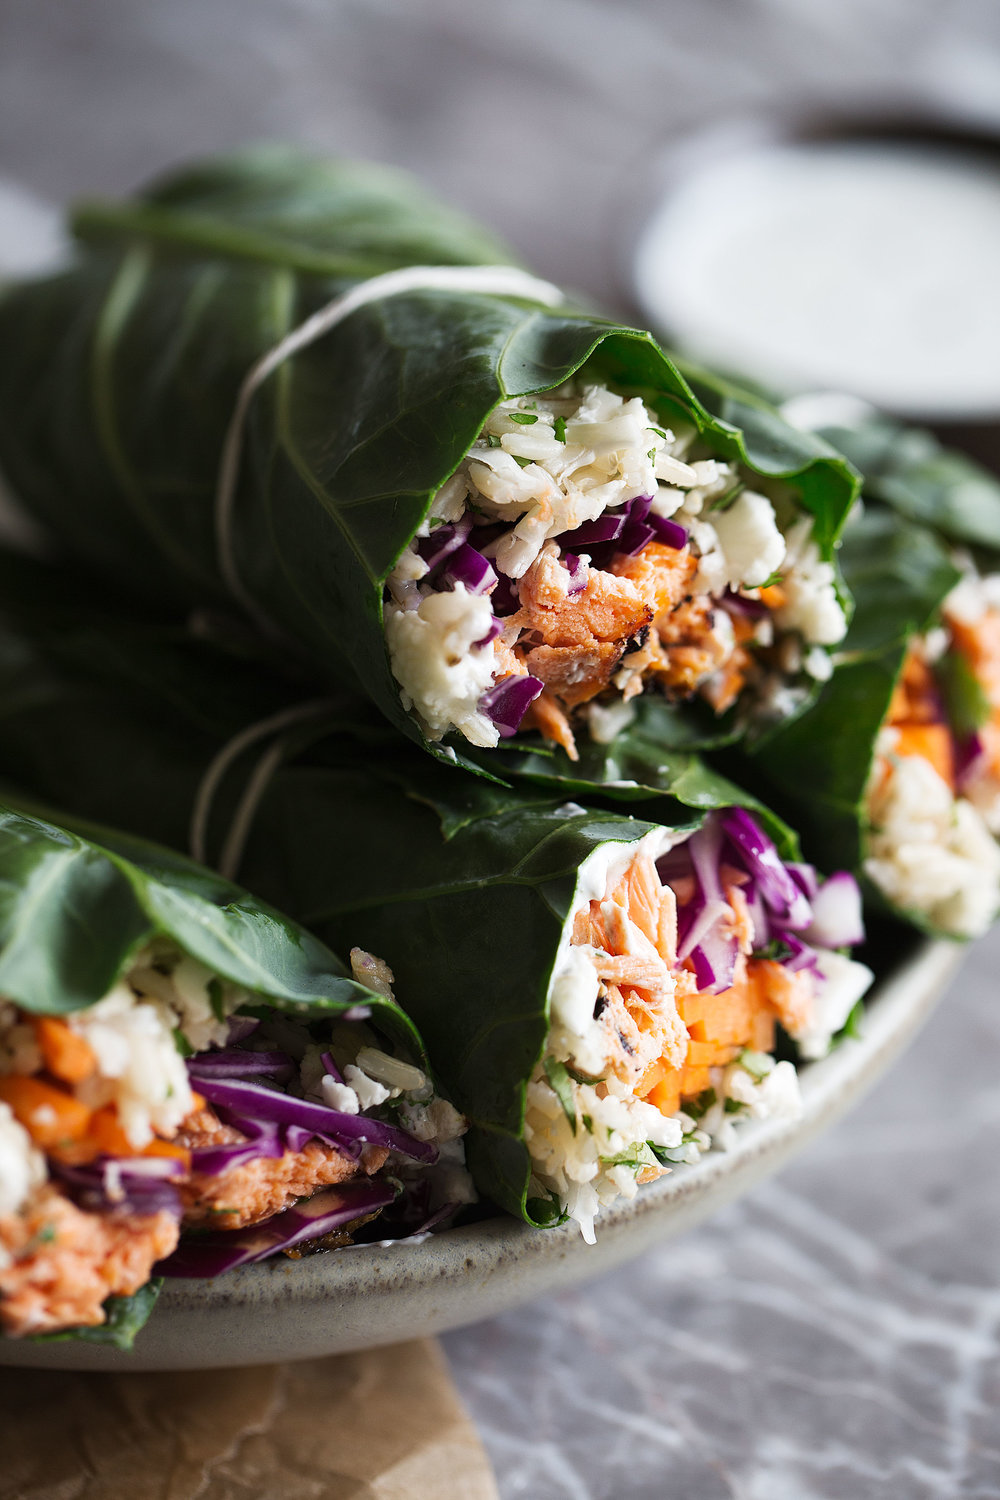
[{"xmin": 0, "ymin": 1337, "xmax": 498, "ymax": 1500}]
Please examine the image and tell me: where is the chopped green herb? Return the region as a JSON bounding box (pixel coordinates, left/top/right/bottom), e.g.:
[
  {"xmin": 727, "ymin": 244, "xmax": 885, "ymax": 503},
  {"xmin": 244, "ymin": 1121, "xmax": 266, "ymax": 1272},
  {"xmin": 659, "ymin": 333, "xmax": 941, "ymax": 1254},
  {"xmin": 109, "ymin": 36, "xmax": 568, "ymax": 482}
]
[
  {"xmin": 566, "ymin": 1064, "xmax": 604, "ymax": 1086},
  {"xmin": 208, "ymin": 977, "xmax": 226, "ymax": 1022},
  {"xmin": 509, "ymin": 412, "xmax": 538, "ymax": 426},
  {"xmin": 839, "ymin": 999, "xmax": 865, "ymax": 1043},
  {"xmin": 172, "ymin": 1027, "xmax": 194, "ymax": 1058},
  {"xmin": 737, "ymin": 1049, "xmax": 772, "ymax": 1080},
  {"xmin": 757, "ymin": 571, "xmax": 784, "ymax": 591},
  {"xmin": 581, "ymin": 1113, "xmax": 594, "ymax": 1133},
  {"xmin": 543, "ymin": 1056, "xmax": 577, "ymax": 1133},
  {"xmin": 511, "ymin": 454, "xmax": 533, "ymax": 468},
  {"xmin": 649, "ymin": 427, "xmax": 668, "ymax": 441},
  {"xmin": 36, "ymin": 1224, "xmax": 56, "ymax": 1245},
  {"xmin": 486, "ymin": 433, "xmax": 502, "ymax": 448},
  {"xmin": 599, "ymin": 1143, "xmax": 656, "ymax": 1171},
  {"xmin": 754, "ymin": 938, "xmax": 792, "ymax": 964},
  {"xmin": 427, "ymin": 515, "xmax": 448, "ymax": 529},
  {"xmin": 553, "ymin": 416, "xmax": 567, "ymax": 443},
  {"xmin": 647, "ymin": 449, "xmax": 656, "ymax": 462},
  {"xmin": 724, "ymin": 1097, "xmax": 745, "ymax": 1115},
  {"xmin": 686, "ymin": 1087, "xmax": 717, "ymax": 1119}
]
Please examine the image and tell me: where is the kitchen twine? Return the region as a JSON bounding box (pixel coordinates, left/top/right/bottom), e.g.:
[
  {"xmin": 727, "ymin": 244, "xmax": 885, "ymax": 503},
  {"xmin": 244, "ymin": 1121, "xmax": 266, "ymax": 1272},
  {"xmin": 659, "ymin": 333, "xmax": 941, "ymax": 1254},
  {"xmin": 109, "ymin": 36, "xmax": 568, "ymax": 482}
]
[{"xmin": 197, "ymin": 264, "xmax": 565, "ymax": 877}]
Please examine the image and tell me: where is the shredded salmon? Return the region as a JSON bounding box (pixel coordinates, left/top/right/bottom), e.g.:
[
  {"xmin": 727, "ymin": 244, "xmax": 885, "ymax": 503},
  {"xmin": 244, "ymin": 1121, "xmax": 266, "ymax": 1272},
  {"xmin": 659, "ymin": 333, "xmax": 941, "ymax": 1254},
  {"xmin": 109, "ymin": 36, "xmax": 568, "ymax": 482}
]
[
  {"xmin": 0, "ymin": 1185, "xmax": 178, "ymax": 1338},
  {"xmin": 522, "ymin": 689, "xmax": 578, "ymax": 760},
  {"xmin": 574, "ymin": 853, "xmax": 813, "ymax": 1123},
  {"xmin": 498, "ymin": 533, "xmax": 779, "ymax": 748}
]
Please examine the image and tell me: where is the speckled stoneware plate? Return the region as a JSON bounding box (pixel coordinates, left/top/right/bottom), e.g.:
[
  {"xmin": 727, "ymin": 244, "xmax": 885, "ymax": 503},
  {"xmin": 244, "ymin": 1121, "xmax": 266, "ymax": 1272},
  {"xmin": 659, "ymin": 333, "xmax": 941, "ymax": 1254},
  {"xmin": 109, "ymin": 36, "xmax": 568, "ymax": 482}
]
[{"xmin": 0, "ymin": 938, "xmax": 961, "ymax": 1371}]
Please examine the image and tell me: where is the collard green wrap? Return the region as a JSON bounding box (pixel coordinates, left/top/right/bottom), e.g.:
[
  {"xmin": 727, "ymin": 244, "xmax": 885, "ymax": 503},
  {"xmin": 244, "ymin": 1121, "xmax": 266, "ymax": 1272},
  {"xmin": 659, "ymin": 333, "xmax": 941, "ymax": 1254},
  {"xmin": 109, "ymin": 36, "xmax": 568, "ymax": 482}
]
[
  {"xmin": 734, "ymin": 508, "xmax": 960, "ymax": 895},
  {"xmin": 0, "ymin": 796, "xmax": 426, "ymax": 1346},
  {"xmin": 0, "ymin": 148, "xmax": 860, "ymax": 774}
]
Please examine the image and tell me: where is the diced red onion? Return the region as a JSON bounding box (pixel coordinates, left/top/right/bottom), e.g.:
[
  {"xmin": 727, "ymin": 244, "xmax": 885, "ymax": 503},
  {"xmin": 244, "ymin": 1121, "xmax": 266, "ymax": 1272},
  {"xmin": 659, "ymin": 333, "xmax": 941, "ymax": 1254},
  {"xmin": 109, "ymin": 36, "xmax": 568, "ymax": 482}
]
[
  {"xmin": 955, "ymin": 731, "xmax": 987, "ymax": 788},
  {"xmin": 786, "ymin": 863, "xmax": 820, "ymax": 902},
  {"xmin": 415, "ymin": 516, "xmax": 472, "ymax": 570},
  {"xmin": 491, "ymin": 574, "xmax": 520, "ymax": 616},
  {"xmin": 438, "ymin": 542, "xmax": 497, "ymax": 596},
  {"xmin": 772, "ymin": 930, "xmax": 822, "ymax": 975},
  {"xmin": 156, "ymin": 1180, "xmax": 397, "ymax": 1278},
  {"xmin": 803, "ymin": 871, "xmax": 865, "ymax": 949},
  {"xmin": 564, "ymin": 553, "xmax": 588, "ymax": 596},
  {"xmin": 677, "ymin": 897, "xmax": 730, "ymax": 962},
  {"xmin": 480, "ymin": 673, "xmax": 544, "ymax": 737},
  {"xmin": 191, "ymin": 1077, "xmax": 438, "ymax": 1163},
  {"xmin": 556, "ymin": 514, "xmax": 626, "ymax": 549},
  {"xmin": 226, "ymin": 1016, "xmax": 260, "ymax": 1044},
  {"xmin": 320, "ymin": 1050, "xmax": 343, "ymax": 1086},
  {"xmin": 474, "ymin": 617, "xmax": 503, "ymax": 649},
  {"xmin": 721, "ymin": 589, "xmax": 768, "ymax": 619},
  {"xmin": 648, "ymin": 514, "xmax": 688, "ymax": 549}
]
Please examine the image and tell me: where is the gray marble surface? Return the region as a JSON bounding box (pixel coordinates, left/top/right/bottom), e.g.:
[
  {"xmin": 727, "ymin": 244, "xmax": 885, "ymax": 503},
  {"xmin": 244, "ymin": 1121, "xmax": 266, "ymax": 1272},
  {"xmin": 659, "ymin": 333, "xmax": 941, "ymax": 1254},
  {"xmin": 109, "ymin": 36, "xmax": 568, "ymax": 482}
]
[
  {"xmin": 2, "ymin": 2, "xmax": 1000, "ymax": 1493},
  {"xmin": 446, "ymin": 933, "xmax": 1000, "ymax": 1498}
]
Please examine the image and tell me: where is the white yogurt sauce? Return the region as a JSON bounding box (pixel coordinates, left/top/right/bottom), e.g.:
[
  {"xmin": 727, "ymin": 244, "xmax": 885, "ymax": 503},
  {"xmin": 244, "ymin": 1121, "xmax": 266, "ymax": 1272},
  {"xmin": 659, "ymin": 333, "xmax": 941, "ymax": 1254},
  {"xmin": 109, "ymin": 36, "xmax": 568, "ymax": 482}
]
[{"xmin": 634, "ymin": 141, "xmax": 1000, "ymax": 418}]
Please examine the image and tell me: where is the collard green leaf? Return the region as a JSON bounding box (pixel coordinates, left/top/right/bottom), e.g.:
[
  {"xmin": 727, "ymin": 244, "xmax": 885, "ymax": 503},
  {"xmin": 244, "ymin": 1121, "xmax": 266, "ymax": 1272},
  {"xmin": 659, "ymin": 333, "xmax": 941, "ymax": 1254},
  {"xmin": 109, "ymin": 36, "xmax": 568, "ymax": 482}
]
[
  {"xmin": 0, "ymin": 798, "xmax": 424, "ymax": 1058},
  {"xmin": 0, "ymin": 147, "xmax": 860, "ymax": 771},
  {"xmin": 27, "ymin": 1280, "xmax": 162, "ymax": 1350},
  {"xmin": 731, "ymin": 508, "xmax": 963, "ymax": 919},
  {"xmin": 817, "ymin": 412, "xmax": 1000, "ymax": 560}
]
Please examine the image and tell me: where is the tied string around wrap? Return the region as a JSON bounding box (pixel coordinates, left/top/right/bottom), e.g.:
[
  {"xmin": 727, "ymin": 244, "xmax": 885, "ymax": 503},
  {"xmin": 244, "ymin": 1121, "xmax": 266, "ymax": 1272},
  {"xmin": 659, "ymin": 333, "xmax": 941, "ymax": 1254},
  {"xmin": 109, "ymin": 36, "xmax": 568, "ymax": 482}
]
[
  {"xmin": 189, "ymin": 698, "xmax": 340, "ymax": 881},
  {"xmin": 201, "ymin": 265, "xmax": 566, "ymax": 879},
  {"xmin": 213, "ymin": 262, "xmax": 565, "ymax": 624}
]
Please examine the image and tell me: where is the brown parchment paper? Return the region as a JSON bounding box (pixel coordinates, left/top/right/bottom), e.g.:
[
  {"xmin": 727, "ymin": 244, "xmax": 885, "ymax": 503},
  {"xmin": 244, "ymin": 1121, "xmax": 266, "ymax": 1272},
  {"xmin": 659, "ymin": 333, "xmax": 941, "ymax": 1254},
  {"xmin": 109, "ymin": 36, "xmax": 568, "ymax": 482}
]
[{"xmin": 0, "ymin": 1337, "xmax": 498, "ymax": 1500}]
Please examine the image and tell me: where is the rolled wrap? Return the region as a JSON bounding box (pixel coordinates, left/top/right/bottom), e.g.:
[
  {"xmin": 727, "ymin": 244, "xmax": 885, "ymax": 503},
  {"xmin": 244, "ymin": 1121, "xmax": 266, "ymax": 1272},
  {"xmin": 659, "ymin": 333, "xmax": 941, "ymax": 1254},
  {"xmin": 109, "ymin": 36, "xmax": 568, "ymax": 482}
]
[
  {"xmin": 734, "ymin": 446, "xmax": 1000, "ymax": 937},
  {"xmin": 0, "ymin": 799, "xmax": 447, "ymax": 1343},
  {"xmin": 0, "ymin": 148, "xmax": 859, "ymax": 772}
]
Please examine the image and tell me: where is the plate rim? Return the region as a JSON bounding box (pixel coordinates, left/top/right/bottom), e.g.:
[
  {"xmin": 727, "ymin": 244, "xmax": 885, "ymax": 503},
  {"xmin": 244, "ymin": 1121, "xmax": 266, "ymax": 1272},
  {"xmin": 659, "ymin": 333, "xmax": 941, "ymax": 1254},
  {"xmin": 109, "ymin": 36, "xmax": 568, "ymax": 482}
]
[{"xmin": 0, "ymin": 936, "xmax": 962, "ymax": 1370}]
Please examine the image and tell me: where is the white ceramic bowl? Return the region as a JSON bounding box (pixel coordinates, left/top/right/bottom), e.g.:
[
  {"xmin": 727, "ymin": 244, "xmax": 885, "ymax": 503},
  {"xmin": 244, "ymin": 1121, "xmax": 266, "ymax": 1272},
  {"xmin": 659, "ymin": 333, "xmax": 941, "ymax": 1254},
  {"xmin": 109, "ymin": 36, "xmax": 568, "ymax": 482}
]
[{"xmin": 0, "ymin": 939, "xmax": 960, "ymax": 1371}]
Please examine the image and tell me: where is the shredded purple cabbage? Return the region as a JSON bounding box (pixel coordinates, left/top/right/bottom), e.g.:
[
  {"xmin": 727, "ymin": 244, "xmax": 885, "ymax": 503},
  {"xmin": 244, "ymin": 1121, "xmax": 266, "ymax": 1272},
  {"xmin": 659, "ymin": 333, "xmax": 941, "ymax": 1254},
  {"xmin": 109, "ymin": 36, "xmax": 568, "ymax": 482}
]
[
  {"xmin": 52, "ymin": 1157, "xmax": 184, "ymax": 1218},
  {"xmin": 191, "ymin": 1076, "xmax": 438, "ymax": 1164},
  {"xmin": 658, "ymin": 810, "xmax": 865, "ymax": 997},
  {"xmin": 187, "ymin": 1050, "xmax": 295, "ymax": 1082},
  {"xmin": 156, "ymin": 1179, "xmax": 397, "ymax": 1278}
]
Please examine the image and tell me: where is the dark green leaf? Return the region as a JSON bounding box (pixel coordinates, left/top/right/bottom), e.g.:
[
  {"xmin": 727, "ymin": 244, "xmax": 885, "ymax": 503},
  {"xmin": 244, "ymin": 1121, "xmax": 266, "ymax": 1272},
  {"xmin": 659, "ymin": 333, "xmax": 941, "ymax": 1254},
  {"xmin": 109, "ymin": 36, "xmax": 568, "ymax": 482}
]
[
  {"xmin": 935, "ymin": 649, "xmax": 991, "ymax": 739},
  {"xmin": 28, "ymin": 1280, "xmax": 162, "ymax": 1350}
]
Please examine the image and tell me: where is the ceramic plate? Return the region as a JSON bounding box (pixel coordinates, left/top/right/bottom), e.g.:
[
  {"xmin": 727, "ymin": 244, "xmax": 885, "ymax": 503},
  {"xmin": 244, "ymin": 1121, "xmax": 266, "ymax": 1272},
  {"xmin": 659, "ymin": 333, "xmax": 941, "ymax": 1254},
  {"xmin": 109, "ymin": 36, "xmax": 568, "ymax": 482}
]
[{"xmin": 0, "ymin": 938, "xmax": 962, "ymax": 1371}]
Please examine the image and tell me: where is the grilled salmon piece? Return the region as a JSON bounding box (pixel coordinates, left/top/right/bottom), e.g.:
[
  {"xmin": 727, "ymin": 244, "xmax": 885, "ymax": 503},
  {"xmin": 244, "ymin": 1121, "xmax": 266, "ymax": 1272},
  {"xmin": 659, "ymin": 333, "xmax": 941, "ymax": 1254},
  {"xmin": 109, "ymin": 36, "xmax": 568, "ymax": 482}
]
[{"xmin": 176, "ymin": 1109, "xmax": 388, "ymax": 1231}]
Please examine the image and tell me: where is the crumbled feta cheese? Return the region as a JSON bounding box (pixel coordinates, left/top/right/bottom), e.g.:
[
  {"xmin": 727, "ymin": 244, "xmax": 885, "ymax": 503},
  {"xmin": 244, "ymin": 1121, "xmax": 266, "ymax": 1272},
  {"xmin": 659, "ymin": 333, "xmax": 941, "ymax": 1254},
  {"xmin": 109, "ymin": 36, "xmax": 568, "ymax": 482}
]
[
  {"xmin": 710, "ymin": 489, "xmax": 786, "ymax": 589},
  {"xmin": 384, "ymin": 584, "xmax": 499, "ymax": 746},
  {"xmin": 866, "ymin": 750, "xmax": 1000, "ymax": 937},
  {"xmin": 0, "ymin": 1100, "xmax": 45, "ymax": 1216},
  {"xmin": 344, "ymin": 1065, "xmax": 392, "ymax": 1110},
  {"xmin": 321, "ymin": 1076, "xmax": 361, "ymax": 1114}
]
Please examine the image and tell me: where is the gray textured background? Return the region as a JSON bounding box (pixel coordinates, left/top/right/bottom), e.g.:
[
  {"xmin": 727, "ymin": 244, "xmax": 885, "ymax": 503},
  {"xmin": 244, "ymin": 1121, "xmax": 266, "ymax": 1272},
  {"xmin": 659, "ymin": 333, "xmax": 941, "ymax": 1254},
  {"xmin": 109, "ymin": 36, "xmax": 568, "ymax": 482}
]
[{"xmin": 2, "ymin": 3, "xmax": 1000, "ymax": 1494}]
